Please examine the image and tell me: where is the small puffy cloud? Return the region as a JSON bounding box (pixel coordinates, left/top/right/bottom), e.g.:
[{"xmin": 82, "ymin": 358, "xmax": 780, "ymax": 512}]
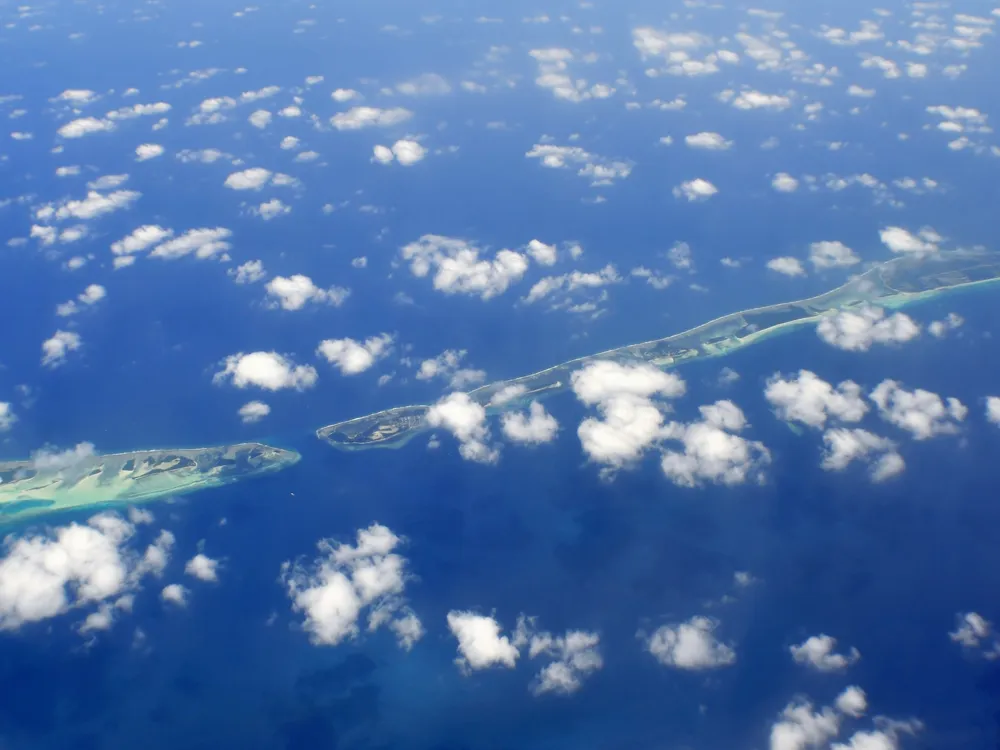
[
  {"xmin": 135, "ymin": 143, "xmax": 164, "ymax": 161},
  {"xmin": 661, "ymin": 401, "xmax": 770, "ymax": 487},
  {"xmin": 790, "ymin": 635, "xmax": 860, "ymax": 672},
  {"xmin": 673, "ymin": 178, "xmax": 718, "ymax": 201},
  {"xmin": 869, "ymin": 380, "xmax": 966, "ymax": 440},
  {"xmin": 184, "ymin": 554, "xmax": 219, "ymax": 582},
  {"xmin": 986, "ymin": 397, "xmax": 1000, "ymax": 426},
  {"xmin": 160, "ymin": 584, "xmax": 188, "ymax": 607},
  {"xmin": 767, "ymin": 257, "xmax": 806, "ymax": 277},
  {"xmin": 396, "ymin": 73, "xmax": 451, "ymax": 96},
  {"xmin": 229, "ymin": 260, "xmax": 266, "ymax": 284},
  {"xmin": 847, "ymin": 84, "xmax": 876, "ymax": 98},
  {"xmin": 879, "ymin": 226, "xmax": 938, "ymax": 254},
  {"xmin": 769, "ymin": 701, "xmax": 841, "ymax": 750},
  {"xmin": 646, "ymin": 616, "xmax": 736, "ymax": 670},
  {"xmin": 525, "ymin": 143, "xmax": 632, "ymax": 186},
  {"xmin": 836, "ymin": 686, "xmax": 868, "ymax": 718},
  {"xmin": 54, "ymin": 89, "xmax": 98, "ymax": 105},
  {"xmin": 415, "ymin": 349, "xmax": 485, "ymax": 389},
  {"xmin": 400, "ymin": 234, "xmax": 529, "ymax": 300},
  {"xmin": 447, "ymin": 611, "xmax": 520, "ymax": 672},
  {"xmin": 224, "ymin": 167, "xmax": 272, "ymax": 190},
  {"xmin": 820, "ymin": 428, "xmax": 905, "ymax": 482},
  {"xmin": 266, "ymin": 274, "xmax": 350, "ymax": 310},
  {"xmin": 765, "ymin": 371, "xmax": 868, "ymax": 428},
  {"xmin": 316, "ymin": 334, "xmax": 394, "ymax": 375},
  {"xmin": 372, "ymin": 139, "xmax": 427, "ymax": 166},
  {"xmin": 772, "ymin": 173, "xmax": 800, "ymax": 192},
  {"xmin": 238, "ymin": 400, "xmax": 270, "ymax": 423},
  {"xmin": 524, "ymin": 264, "xmax": 621, "ymax": 304},
  {"xmin": 0, "ymin": 513, "xmax": 170, "ymax": 631},
  {"xmin": 42, "ymin": 330, "xmax": 82, "ymax": 367},
  {"xmin": 501, "ymin": 402, "xmax": 559, "ymax": 445},
  {"xmin": 730, "ymin": 90, "xmax": 791, "ymax": 110},
  {"xmin": 685, "ymin": 132, "xmax": 732, "ymax": 150},
  {"xmin": 106, "ymin": 102, "xmax": 171, "ymax": 120},
  {"xmin": 281, "ymin": 523, "xmax": 422, "ymax": 650},
  {"xmin": 111, "ymin": 225, "xmax": 173, "ymax": 257},
  {"xmin": 251, "ymin": 198, "xmax": 291, "ymax": 220},
  {"xmin": 525, "ymin": 239, "xmax": 557, "ymax": 266},
  {"xmin": 514, "ymin": 617, "xmax": 603, "ymax": 695},
  {"xmin": 927, "ymin": 312, "xmax": 963, "ymax": 338},
  {"xmin": 36, "ymin": 190, "xmax": 140, "ymax": 222},
  {"xmin": 572, "ymin": 362, "xmax": 686, "ymax": 469},
  {"xmin": 248, "ymin": 110, "xmax": 272, "ymax": 129},
  {"xmin": 0, "ymin": 402, "xmax": 16, "ymax": 432},
  {"xmin": 214, "ymin": 352, "xmax": 318, "ymax": 391},
  {"xmin": 817, "ymin": 305, "xmax": 920, "ymax": 351},
  {"xmin": 426, "ymin": 392, "xmax": 499, "ymax": 464},
  {"xmin": 331, "ymin": 88, "xmax": 361, "ymax": 102},
  {"xmin": 330, "ymin": 106, "xmax": 412, "ymax": 130},
  {"xmin": 149, "ymin": 228, "xmax": 231, "ymax": 260},
  {"xmin": 809, "ymin": 241, "xmax": 859, "ymax": 269},
  {"xmin": 56, "ymin": 284, "xmax": 106, "ymax": 317},
  {"xmin": 57, "ymin": 117, "xmax": 115, "ymax": 138},
  {"xmin": 949, "ymin": 612, "xmax": 998, "ymax": 656}
]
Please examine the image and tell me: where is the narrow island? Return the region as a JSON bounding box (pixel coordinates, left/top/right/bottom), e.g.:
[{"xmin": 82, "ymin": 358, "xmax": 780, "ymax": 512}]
[
  {"xmin": 316, "ymin": 248, "xmax": 1000, "ymax": 451},
  {"xmin": 0, "ymin": 443, "xmax": 300, "ymax": 524}
]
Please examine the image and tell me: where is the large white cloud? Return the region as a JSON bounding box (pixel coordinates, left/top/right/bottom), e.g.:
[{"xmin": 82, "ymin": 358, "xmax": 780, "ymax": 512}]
[
  {"xmin": 111, "ymin": 225, "xmax": 173, "ymax": 257},
  {"xmin": 266, "ymin": 275, "xmax": 350, "ymax": 310},
  {"xmin": 646, "ymin": 616, "xmax": 736, "ymax": 669},
  {"xmin": 820, "ymin": 428, "xmax": 905, "ymax": 482},
  {"xmin": 879, "ymin": 226, "xmax": 938, "ymax": 254},
  {"xmin": 869, "ymin": 380, "xmax": 966, "ymax": 439},
  {"xmin": 790, "ymin": 634, "xmax": 861, "ymax": 672},
  {"xmin": 330, "ymin": 106, "xmax": 412, "ymax": 130},
  {"xmin": 660, "ymin": 401, "xmax": 771, "ymax": 487},
  {"xmin": 426, "ymin": 392, "xmax": 499, "ymax": 463},
  {"xmin": 765, "ymin": 370, "xmax": 868, "ymax": 428},
  {"xmin": 400, "ymin": 235, "xmax": 529, "ymax": 300},
  {"xmin": 316, "ymin": 334, "xmax": 394, "ymax": 375},
  {"xmin": 817, "ymin": 306, "xmax": 920, "ymax": 351},
  {"xmin": 0, "ymin": 513, "xmax": 173, "ymax": 631},
  {"xmin": 447, "ymin": 611, "xmax": 520, "ymax": 672},
  {"xmin": 501, "ymin": 402, "xmax": 559, "ymax": 445},
  {"xmin": 281, "ymin": 523, "xmax": 422, "ymax": 649},
  {"xmin": 372, "ymin": 139, "xmax": 427, "ymax": 166},
  {"xmin": 213, "ymin": 352, "xmax": 318, "ymax": 391}
]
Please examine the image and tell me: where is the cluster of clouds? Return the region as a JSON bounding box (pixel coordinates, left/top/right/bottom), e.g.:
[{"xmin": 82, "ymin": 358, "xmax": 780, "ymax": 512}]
[
  {"xmin": 110, "ymin": 225, "xmax": 232, "ymax": 268},
  {"xmin": 768, "ymin": 690, "xmax": 919, "ymax": 750},
  {"xmin": 399, "ymin": 234, "xmax": 530, "ymax": 300},
  {"xmin": 525, "ymin": 143, "xmax": 633, "ymax": 187}
]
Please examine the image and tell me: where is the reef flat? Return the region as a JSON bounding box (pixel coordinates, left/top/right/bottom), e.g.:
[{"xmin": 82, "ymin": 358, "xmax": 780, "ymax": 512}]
[
  {"xmin": 0, "ymin": 443, "xmax": 300, "ymax": 524},
  {"xmin": 316, "ymin": 249, "xmax": 1000, "ymax": 451}
]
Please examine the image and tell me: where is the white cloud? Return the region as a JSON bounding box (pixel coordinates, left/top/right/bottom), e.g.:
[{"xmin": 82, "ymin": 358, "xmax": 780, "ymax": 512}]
[
  {"xmin": 330, "ymin": 106, "xmax": 412, "ymax": 130},
  {"xmin": 447, "ymin": 611, "xmax": 520, "ymax": 672},
  {"xmin": 105, "ymin": 102, "xmax": 171, "ymax": 120},
  {"xmin": 248, "ymin": 110, "xmax": 272, "ymax": 129},
  {"xmin": 372, "ymin": 139, "xmax": 427, "ymax": 166},
  {"xmin": 646, "ymin": 616, "xmax": 736, "ymax": 670},
  {"xmin": 161, "ymin": 584, "xmax": 188, "ymax": 607},
  {"xmin": 879, "ymin": 226, "xmax": 938, "ymax": 254},
  {"xmin": 415, "ymin": 349, "xmax": 484, "ymax": 389},
  {"xmin": 809, "ymin": 241, "xmax": 859, "ymax": 269},
  {"xmin": 229, "ymin": 260, "xmax": 266, "ymax": 284},
  {"xmin": 790, "ymin": 634, "xmax": 860, "ymax": 672},
  {"xmin": 184, "ymin": 554, "xmax": 219, "ymax": 582},
  {"xmin": 769, "ymin": 701, "xmax": 841, "ymax": 750},
  {"xmin": 176, "ymin": 148, "xmax": 229, "ymax": 164},
  {"xmin": 238, "ymin": 400, "xmax": 270, "ymax": 423},
  {"xmin": 767, "ymin": 257, "xmax": 806, "ymax": 276},
  {"xmin": 772, "ymin": 173, "xmax": 800, "ymax": 192},
  {"xmin": 514, "ymin": 617, "xmax": 603, "ymax": 695},
  {"xmin": 685, "ymin": 132, "xmax": 732, "ymax": 150},
  {"xmin": 817, "ymin": 306, "xmax": 920, "ymax": 351},
  {"xmin": 673, "ymin": 178, "xmax": 718, "ymax": 201},
  {"xmin": 400, "ymin": 234, "xmax": 529, "ymax": 300},
  {"xmin": 986, "ymin": 397, "xmax": 1000, "ymax": 426},
  {"xmin": 927, "ymin": 313, "xmax": 963, "ymax": 338},
  {"xmin": 224, "ymin": 167, "xmax": 272, "ymax": 190},
  {"xmin": 0, "ymin": 402, "xmax": 15, "ymax": 432},
  {"xmin": 282, "ymin": 523, "xmax": 422, "ymax": 649},
  {"xmin": 661, "ymin": 401, "xmax": 770, "ymax": 487},
  {"xmin": 869, "ymin": 380, "xmax": 966, "ymax": 440},
  {"xmin": 396, "ymin": 73, "xmax": 451, "ymax": 96},
  {"xmin": 765, "ymin": 370, "xmax": 868, "ymax": 428},
  {"xmin": 54, "ymin": 89, "xmax": 98, "ymax": 105},
  {"xmin": 252, "ymin": 198, "xmax": 291, "ymax": 220},
  {"xmin": 316, "ymin": 334, "xmax": 394, "ymax": 375},
  {"xmin": 36, "ymin": 190, "xmax": 141, "ymax": 222},
  {"xmin": 501, "ymin": 402, "xmax": 559, "ymax": 445},
  {"xmin": 820, "ymin": 428, "xmax": 905, "ymax": 482},
  {"xmin": 426, "ymin": 392, "xmax": 499, "ymax": 464},
  {"xmin": 836, "ymin": 687, "xmax": 868, "ymax": 718},
  {"xmin": 213, "ymin": 352, "xmax": 318, "ymax": 391},
  {"xmin": 266, "ymin": 275, "xmax": 350, "ymax": 310},
  {"xmin": 0, "ymin": 513, "xmax": 171, "ymax": 631},
  {"xmin": 949, "ymin": 612, "xmax": 995, "ymax": 650},
  {"xmin": 135, "ymin": 143, "xmax": 164, "ymax": 161},
  {"xmin": 525, "ymin": 144, "xmax": 632, "ymax": 186},
  {"xmin": 525, "ymin": 239, "xmax": 557, "ymax": 266},
  {"xmin": 572, "ymin": 361, "xmax": 686, "ymax": 469},
  {"xmin": 111, "ymin": 225, "xmax": 173, "ymax": 256},
  {"xmin": 331, "ymin": 88, "xmax": 361, "ymax": 102},
  {"xmin": 847, "ymin": 84, "xmax": 875, "ymax": 98},
  {"xmin": 149, "ymin": 228, "xmax": 231, "ymax": 260},
  {"xmin": 56, "ymin": 284, "xmax": 106, "ymax": 316},
  {"xmin": 42, "ymin": 330, "xmax": 82, "ymax": 367},
  {"xmin": 57, "ymin": 117, "xmax": 115, "ymax": 138},
  {"xmin": 524, "ymin": 264, "xmax": 621, "ymax": 304},
  {"xmin": 730, "ymin": 90, "xmax": 791, "ymax": 110}
]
